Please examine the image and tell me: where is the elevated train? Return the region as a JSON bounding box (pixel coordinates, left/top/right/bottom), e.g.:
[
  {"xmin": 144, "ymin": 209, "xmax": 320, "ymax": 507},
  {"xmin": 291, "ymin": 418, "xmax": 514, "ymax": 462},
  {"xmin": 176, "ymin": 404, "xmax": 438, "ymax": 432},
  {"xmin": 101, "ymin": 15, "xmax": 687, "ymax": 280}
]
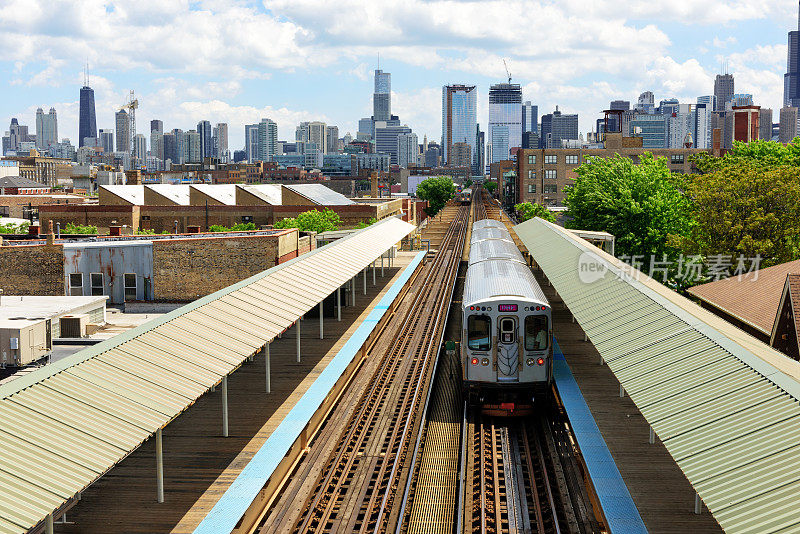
[
  {"xmin": 459, "ymin": 188, "xmax": 472, "ymax": 205},
  {"xmin": 462, "ymin": 219, "xmax": 552, "ymax": 414}
]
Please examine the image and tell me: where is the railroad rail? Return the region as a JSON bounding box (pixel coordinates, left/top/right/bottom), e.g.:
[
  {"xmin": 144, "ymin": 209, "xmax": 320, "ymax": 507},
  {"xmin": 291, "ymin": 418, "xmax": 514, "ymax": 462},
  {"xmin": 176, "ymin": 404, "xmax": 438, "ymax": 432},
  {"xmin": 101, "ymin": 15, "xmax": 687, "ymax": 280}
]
[{"xmin": 257, "ymin": 201, "xmax": 468, "ymax": 534}]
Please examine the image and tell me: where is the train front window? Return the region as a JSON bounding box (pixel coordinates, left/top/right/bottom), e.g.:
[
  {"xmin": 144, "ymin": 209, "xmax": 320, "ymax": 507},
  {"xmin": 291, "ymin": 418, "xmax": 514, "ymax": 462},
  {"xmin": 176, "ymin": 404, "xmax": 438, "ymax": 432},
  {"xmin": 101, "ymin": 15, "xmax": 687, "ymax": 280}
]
[
  {"xmin": 525, "ymin": 315, "xmax": 549, "ymax": 350},
  {"xmin": 467, "ymin": 315, "xmax": 491, "ymax": 351}
]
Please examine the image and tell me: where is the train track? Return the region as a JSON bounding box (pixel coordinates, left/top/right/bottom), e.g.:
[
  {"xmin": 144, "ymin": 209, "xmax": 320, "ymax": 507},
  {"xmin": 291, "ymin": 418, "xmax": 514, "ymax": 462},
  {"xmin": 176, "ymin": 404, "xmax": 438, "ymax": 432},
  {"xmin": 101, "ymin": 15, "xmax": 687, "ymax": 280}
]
[{"xmin": 258, "ymin": 202, "xmax": 468, "ymax": 534}]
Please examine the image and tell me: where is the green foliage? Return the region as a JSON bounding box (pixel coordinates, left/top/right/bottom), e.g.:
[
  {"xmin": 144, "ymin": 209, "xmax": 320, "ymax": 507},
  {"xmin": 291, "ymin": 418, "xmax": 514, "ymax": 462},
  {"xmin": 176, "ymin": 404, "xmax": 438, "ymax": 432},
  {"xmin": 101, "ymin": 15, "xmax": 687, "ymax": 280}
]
[
  {"xmin": 463, "ymin": 179, "xmax": 473, "ymax": 188},
  {"xmin": 693, "ymin": 138, "xmax": 800, "ymax": 173},
  {"xmin": 208, "ymin": 222, "xmax": 257, "ymax": 232},
  {"xmin": 483, "ymin": 181, "xmax": 497, "ymax": 193},
  {"xmin": 514, "ymin": 202, "xmax": 555, "ymax": 223},
  {"xmin": 564, "ymin": 153, "xmax": 693, "ymax": 262},
  {"xmin": 0, "ymin": 222, "xmax": 29, "ymax": 234},
  {"xmin": 416, "ymin": 176, "xmax": 456, "ymax": 216},
  {"xmin": 355, "ymin": 217, "xmax": 377, "ymax": 229},
  {"xmin": 64, "ymin": 222, "xmax": 97, "ymax": 234},
  {"xmin": 135, "ymin": 228, "xmax": 156, "ymax": 235},
  {"xmin": 681, "ymin": 161, "xmax": 800, "ymax": 267},
  {"xmin": 274, "ymin": 208, "xmax": 341, "ymax": 233}
]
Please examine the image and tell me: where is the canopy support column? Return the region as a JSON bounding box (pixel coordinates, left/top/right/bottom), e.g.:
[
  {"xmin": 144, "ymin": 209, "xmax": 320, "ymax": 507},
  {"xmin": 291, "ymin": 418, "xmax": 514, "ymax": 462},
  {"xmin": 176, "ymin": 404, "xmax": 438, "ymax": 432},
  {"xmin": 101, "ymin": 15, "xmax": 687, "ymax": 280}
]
[
  {"xmin": 264, "ymin": 344, "xmax": 271, "ymax": 393},
  {"xmin": 45, "ymin": 514, "xmax": 53, "ymax": 534},
  {"xmin": 351, "ymin": 277, "xmax": 356, "ymax": 306},
  {"xmin": 694, "ymin": 493, "xmax": 702, "ymax": 515},
  {"xmin": 381, "ymin": 254, "xmax": 384, "ymax": 277},
  {"xmin": 222, "ymin": 376, "xmax": 229, "ymax": 437},
  {"xmin": 363, "ymin": 268, "xmax": 367, "ymax": 295},
  {"xmin": 373, "ymin": 261, "xmax": 376, "ymax": 285},
  {"xmin": 296, "ymin": 320, "xmax": 301, "ymax": 363},
  {"xmin": 337, "ymin": 287, "xmax": 341, "ymax": 321},
  {"xmin": 156, "ymin": 428, "xmax": 164, "ymax": 503},
  {"xmin": 619, "ymin": 384, "xmax": 625, "ymax": 398},
  {"xmin": 319, "ymin": 301, "xmax": 324, "ymax": 339},
  {"xmin": 649, "ymin": 426, "xmax": 655, "ymax": 444}
]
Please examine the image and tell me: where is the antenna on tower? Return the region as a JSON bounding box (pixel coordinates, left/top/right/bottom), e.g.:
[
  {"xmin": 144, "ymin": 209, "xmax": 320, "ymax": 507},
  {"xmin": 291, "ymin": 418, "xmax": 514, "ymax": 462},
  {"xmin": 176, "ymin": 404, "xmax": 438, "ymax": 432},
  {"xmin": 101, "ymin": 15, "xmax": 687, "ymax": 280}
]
[{"xmin": 84, "ymin": 61, "xmax": 89, "ymax": 86}]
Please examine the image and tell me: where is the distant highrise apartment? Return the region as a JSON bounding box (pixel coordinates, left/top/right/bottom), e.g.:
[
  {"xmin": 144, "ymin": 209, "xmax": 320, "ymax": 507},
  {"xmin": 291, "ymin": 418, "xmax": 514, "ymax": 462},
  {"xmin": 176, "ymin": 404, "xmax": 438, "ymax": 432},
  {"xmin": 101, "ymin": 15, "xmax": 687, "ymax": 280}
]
[
  {"xmin": 759, "ymin": 108, "xmax": 773, "ymax": 141},
  {"xmin": 99, "ymin": 129, "xmax": 114, "ymax": 153},
  {"xmin": 697, "ymin": 95, "xmax": 717, "ymax": 110},
  {"xmin": 441, "ymin": 84, "xmax": 477, "ymax": 165},
  {"xmin": 475, "ymin": 125, "xmax": 485, "ymax": 176},
  {"xmin": 35, "ymin": 107, "xmax": 58, "ymax": 149},
  {"xmin": 115, "ymin": 110, "xmax": 131, "ymax": 153},
  {"xmin": 540, "ymin": 107, "xmax": 579, "ymax": 148},
  {"xmin": 397, "ymin": 132, "xmax": 418, "ymax": 168},
  {"xmin": 213, "ymin": 123, "xmax": 228, "ymax": 160},
  {"xmin": 694, "ymin": 104, "xmax": 712, "ymax": 149},
  {"xmin": 245, "ymin": 124, "xmax": 259, "ymax": 163},
  {"xmin": 133, "ymin": 134, "xmax": 147, "ymax": 160},
  {"xmin": 630, "ymin": 114, "xmax": 668, "ymax": 148},
  {"xmin": 79, "ymin": 85, "xmax": 97, "ymax": 148},
  {"xmin": 714, "ymin": 73, "xmax": 735, "ymax": 112},
  {"xmin": 779, "ymin": 106, "xmax": 800, "ymax": 143},
  {"xmin": 610, "ymin": 100, "xmax": 630, "ymax": 111},
  {"xmin": 326, "ymin": 125, "xmax": 339, "ymax": 154},
  {"xmin": 197, "ymin": 120, "xmax": 212, "ymax": 159},
  {"xmin": 522, "ymin": 101, "xmax": 538, "ymax": 133},
  {"xmin": 785, "ymin": 3, "xmax": 800, "ymax": 107},
  {"xmin": 257, "ymin": 118, "xmax": 278, "ymax": 162},
  {"xmin": 374, "ymin": 69, "xmax": 391, "ymax": 122},
  {"xmin": 185, "ymin": 130, "xmax": 201, "ymax": 163},
  {"xmin": 488, "ymin": 83, "xmax": 522, "ymax": 164},
  {"xmin": 151, "ymin": 120, "xmax": 163, "ymax": 134},
  {"xmin": 375, "ymin": 123, "xmax": 411, "ymax": 165}
]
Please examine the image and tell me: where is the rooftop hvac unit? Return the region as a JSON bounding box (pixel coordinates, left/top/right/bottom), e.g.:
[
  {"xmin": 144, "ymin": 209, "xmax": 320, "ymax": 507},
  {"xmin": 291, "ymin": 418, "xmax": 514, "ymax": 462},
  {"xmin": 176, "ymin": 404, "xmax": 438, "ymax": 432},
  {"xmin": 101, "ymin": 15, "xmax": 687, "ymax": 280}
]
[{"xmin": 60, "ymin": 315, "xmax": 89, "ymax": 338}]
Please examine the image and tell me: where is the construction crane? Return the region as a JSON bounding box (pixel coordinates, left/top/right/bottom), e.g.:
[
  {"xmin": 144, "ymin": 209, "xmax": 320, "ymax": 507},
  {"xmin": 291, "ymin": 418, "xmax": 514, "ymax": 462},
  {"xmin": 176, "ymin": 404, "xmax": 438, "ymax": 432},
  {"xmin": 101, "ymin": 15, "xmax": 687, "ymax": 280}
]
[
  {"xmin": 503, "ymin": 59, "xmax": 511, "ymax": 84},
  {"xmin": 119, "ymin": 90, "xmax": 138, "ymax": 156}
]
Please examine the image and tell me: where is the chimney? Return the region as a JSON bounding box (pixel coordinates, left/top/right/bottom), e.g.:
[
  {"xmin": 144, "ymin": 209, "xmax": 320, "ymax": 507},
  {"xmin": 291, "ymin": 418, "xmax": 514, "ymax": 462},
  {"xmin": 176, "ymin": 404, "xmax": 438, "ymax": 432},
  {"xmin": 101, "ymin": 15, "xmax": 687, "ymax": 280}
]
[
  {"xmin": 46, "ymin": 220, "xmax": 55, "ymax": 245},
  {"xmin": 371, "ymin": 171, "xmax": 379, "ymax": 198}
]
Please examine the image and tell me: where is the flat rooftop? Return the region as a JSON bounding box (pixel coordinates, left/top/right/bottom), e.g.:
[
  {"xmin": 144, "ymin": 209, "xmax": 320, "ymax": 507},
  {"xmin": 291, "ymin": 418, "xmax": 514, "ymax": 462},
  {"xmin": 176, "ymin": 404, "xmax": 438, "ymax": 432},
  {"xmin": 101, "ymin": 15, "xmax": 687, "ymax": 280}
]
[{"xmin": 0, "ymin": 295, "xmax": 107, "ymax": 328}]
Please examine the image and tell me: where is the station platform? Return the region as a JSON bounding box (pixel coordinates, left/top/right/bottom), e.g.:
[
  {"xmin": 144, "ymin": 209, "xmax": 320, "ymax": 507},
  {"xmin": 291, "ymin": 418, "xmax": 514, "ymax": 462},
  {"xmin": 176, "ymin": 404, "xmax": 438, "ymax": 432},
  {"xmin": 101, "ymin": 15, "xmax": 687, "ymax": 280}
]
[
  {"xmin": 545, "ymin": 284, "xmax": 724, "ymax": 534},
  {"xmin": 553, "ymin": 338, "xmax": 647, "ymax": 533},
  {"xmin": 54, "ymin": 251, "xmax": 423, "ymax": 534}
]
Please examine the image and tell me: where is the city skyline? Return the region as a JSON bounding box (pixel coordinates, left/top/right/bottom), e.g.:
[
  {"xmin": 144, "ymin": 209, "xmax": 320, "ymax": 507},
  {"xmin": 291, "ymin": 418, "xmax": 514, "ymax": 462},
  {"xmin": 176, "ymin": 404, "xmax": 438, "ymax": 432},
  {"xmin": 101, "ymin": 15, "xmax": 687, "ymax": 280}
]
[{"xmin": 0, "ymin": 1, "xmax": 797, "ymax": 151}]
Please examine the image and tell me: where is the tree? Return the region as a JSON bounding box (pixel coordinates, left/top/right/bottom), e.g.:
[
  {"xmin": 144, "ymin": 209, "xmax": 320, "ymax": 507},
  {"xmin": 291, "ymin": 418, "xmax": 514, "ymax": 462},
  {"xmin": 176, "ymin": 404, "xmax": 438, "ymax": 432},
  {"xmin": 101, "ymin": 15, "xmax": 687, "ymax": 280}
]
[
  {"xmin": 355, "ymin": 217, "xmax": 377, "ymax": 229},
  {"xmin": 416, "ymin": 176, "xmax": 456, "ymax": 216},
  {"xmin": 564, "ymin": 153, "xmax": 693, "ymax": 262},
  {"xmin": 484, "ymin": 181, "xmax": 497, "ymax": 194},
  {"xmin": 681, "ymin": 161, "xmax": 800, "ymax": 267},
  {"xmin": 0, "ymin": 222, "xmax": 29, "ymax": 234},
  {"xmin": 514, "ymin": 202, "xmax": 555, "ymax": 223},
  {"xmin": 693, "ymin": 138, "xmax": 800, "ymax": 173},
  {"xmin": 274, "ymin": 208, "xmax": 341, "ymax": 233},
  {"xmin": 64, "ymin": 222, "xmax": 97, "ymax": 234},
  {"xmin": 463, "ymin": 179, "xmax": 473, "ymax": 188}
]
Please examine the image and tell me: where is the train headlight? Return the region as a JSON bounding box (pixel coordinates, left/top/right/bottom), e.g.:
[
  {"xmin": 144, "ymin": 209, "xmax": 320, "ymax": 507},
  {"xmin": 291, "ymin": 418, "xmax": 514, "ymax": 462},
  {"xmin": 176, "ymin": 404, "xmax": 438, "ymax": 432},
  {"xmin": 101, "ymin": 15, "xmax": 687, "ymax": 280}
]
[
  {"xmin": 481, "ymin": 358, "xmax": 490, "ymax": 366},
  {"xmin": 526, "ymin": 358, "xmax": 534, "ymax": 366},
  {"xmin": 537, "ymin": 357, "xmax": 545, "ymax": 366},
  {"xmin": 471, "ymin": 357, "xmax": 479, "ymax": 365}
]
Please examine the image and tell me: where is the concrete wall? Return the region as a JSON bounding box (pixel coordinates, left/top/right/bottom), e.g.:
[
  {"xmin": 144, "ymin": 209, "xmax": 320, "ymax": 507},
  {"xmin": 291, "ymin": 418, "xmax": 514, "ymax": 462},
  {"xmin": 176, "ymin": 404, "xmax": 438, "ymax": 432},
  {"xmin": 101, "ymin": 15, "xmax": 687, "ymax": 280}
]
[
  {"xmin": 63, "ymin": 242, "xmax": 153, "ymax": 304},
  {"xmin": 0, "ymin": 244, "xmax": 64, "ymax": 295}
]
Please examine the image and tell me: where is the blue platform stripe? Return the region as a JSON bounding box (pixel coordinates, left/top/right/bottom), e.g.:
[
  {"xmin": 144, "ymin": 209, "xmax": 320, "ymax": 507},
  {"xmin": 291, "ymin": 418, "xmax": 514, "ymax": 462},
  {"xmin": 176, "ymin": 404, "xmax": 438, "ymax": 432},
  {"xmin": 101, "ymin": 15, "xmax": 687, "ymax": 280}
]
[
  {"xmin": 193, "ymin": 252, "xmax": 426, "ymax": 534},
  {"xmin": 553, "ymin": 338, "xmax": 648, "ymax": 534}
]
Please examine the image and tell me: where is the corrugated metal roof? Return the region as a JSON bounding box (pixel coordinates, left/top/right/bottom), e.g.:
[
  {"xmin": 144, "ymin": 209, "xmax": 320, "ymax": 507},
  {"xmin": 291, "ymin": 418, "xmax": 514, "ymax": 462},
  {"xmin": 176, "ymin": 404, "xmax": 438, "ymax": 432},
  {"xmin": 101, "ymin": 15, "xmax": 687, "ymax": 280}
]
[
  {"xmin": 191, "ymin": 184, "xmax": 237, "ymax": 205},
  {"xmin": 238, "ymin": 184, "xmax": 282, "ymax": 205},
  {"xmin": 0, "ymin": 217, "xmax": 415, "ymax": 534},
  {"xmin": 515, "ymin": 217, "xmax": 800, "ymax": 534},
  {"xmin": 99, "ymin": 185, "xmax": 144, "ymax": 205},
  {"xmin": 284, "ymin": 183, "xmax": 355, "ymax": 205},
  {"xmin": 463, "ymin": 260, "xmax": 547, "ymax": 306},
  {"xmin": 147, "ymin": 184, "xmax": 190, "ymax": 205}
]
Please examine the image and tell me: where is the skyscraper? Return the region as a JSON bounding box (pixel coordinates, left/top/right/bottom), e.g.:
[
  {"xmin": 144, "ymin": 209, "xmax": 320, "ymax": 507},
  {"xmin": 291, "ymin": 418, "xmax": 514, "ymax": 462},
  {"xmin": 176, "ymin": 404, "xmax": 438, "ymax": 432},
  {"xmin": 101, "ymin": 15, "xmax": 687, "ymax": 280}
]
[
  {"xmin": 245, "ymin": 124, "xmax": 259, "ymax": 162},
  {"xmin": 540, "ymin": 107, "xmax": 579, "ymax": 148},
  {"xmin": 79, "ymin": 84, "xmax": 97, "ymax": 148},
  {"xmin": 185, "ymin": 130, "xmax": 201, "ymax": 163},
  {"xmin": 133, "ymin": 134, "xmax": 147, "ymax": 160},
  {"xmin": 151, "ymin": 120, "xmax": 163, "ymax": 134},
  {"xmin": 489, "ymin": 83, "xmax": 522, "ymax": 164},
  {"xmin": 694, "ymin": 104, "xmax": 712, "ymax": 149},
  {"xmin": 397, "ymin": 132, "xmax": 418, "ymax": 168},
  {"xmin": 99, "ymin": 129, "xmax": 114, "ymax": 153},
  {"xmin": 475, "ymin": 125, "xmax": 485, "ymax": 176},
  {"xmin": 374, "ymin": 69, "xmax": 391, "ymax": 121},
  {"xmin": 785, "ymin": 3, "xmax": 800, "ymax": 107},
  {"xmin": 375, "ymin": 123, "xmax": 411, "ymax": 165},
  {"xmin": 150, "ymin": 120, "xmax": 163, "ymax": 161},
  {"xmin": 522, "ymin": 101, "xmax": 538, "ymax": 133},
  {"xmin": 610, "ymin": 100, "xmax": 630, "ymax": 111},
  {"xmin": 714, "ymin": 73, "xmax": 735, "ymax": 112},
  {"xmin": 257, "ymin": 118, "xmax": 278, "ymax": 162},
  {"xmin": 441, "ymin": 84, "xmax": 477, "ymax": 165},
  {"xmin": 213, "ymin": 123, "xmax": 228, "ymax": 160},
  {"xmin": 35, "ymin": 107, "xmax": 58, "ymax": 150},
  {"xmin": 326, "ymin": 125, "xmax": 339, "ymax": 154},
  {"xmin": 197, "ymin": 120, "xmax": 212, "ymax": 159},
  {"xmin": 115, "ymin": 110, "xmax": 131, "ymax": 153}
]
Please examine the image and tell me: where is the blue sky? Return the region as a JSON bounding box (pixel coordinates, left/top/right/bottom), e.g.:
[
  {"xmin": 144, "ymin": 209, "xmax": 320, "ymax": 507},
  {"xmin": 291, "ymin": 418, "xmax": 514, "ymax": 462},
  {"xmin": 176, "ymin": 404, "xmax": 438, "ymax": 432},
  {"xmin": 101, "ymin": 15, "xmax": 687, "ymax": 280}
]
[{"xmin": 0, "ymin": 0, "xmax": 796, "ymax": 151}]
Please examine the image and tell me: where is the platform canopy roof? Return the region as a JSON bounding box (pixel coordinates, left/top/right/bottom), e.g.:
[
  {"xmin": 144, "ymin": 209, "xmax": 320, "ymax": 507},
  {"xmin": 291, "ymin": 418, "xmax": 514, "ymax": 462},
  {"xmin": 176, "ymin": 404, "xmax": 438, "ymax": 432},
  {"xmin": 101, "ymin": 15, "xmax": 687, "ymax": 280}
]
[
  {"xmin": 515, "ymin": 217, "xmax": 800, "ymax": 534},
  {"xmin": 0, "ymin": 216, "xmax": 415, "ymax": 534}
]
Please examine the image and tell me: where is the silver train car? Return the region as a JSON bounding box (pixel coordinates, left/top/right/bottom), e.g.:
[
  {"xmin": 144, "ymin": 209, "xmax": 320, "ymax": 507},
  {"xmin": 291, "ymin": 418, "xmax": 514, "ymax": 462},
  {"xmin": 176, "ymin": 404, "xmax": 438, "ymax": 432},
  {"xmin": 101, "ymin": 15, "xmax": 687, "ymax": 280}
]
[
  {"xmin": 459, "ymin": 188, "xmax": 473, "ymax": 205},
  {"xmin": 462, "ymin": 218, "xmax": 552, "ymax": 413}
]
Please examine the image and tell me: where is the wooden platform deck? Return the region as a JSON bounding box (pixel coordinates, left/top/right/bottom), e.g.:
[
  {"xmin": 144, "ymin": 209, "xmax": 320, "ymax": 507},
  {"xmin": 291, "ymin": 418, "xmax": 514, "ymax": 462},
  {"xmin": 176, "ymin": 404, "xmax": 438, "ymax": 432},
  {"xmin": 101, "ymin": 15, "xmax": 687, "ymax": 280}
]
[
  {"xmin": 538, "ymin": 272, "xmax": 724, "ymax": 534},
  {"xmin": 55, "ymin": 254, "xmax": 416, "ymax": 534}
]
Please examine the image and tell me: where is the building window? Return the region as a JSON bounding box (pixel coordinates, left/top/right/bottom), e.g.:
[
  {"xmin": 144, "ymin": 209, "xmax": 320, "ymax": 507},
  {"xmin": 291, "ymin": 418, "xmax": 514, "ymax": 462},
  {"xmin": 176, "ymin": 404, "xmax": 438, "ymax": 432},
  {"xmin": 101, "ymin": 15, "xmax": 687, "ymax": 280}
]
[
  {"xmin": 670, "ymin": 154, "xmax": 684, "ymax": 164},
  {"xmin": 544, "ymin": 155, "xmax": 557, "ymax": 164},
  {"xmin": 0, "ymin": 206, "xmax": 8, "ymax": 217},
  {"xmin": 124, "ymin": 274, "xmax": 137, "ymax": 301},
  {"xmin": 90, "ymin": 273, "xmax": 104, "ymax": 296},
  {"xmin": 544, "ymin": 184, "xmax": 558, "ymax": 194},
  {"xmin": 527, "ymin": 170, "xmax": 536, "ymax": 180},
  {"xmin": 544, "ymin": 169, "xmax": 557, "ymax": 180},
  {"xmin": 528, "ymin": 184, "xmax": 536, "ymax": 193},
  {"xmin": 565, "ymin": 155, "xmax": 579, "ymax": 165},
  {"xmin": 69, "ymin": 273, "xmax": 83, "ymax": 296},
  {"xmin": 527, "ymin": 155, "xmax": 536, "ymax": 164}
]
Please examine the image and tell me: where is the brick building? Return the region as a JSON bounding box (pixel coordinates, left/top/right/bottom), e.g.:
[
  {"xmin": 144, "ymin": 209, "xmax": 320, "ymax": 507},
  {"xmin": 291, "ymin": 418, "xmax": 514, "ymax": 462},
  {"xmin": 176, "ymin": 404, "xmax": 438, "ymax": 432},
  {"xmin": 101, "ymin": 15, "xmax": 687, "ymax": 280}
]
[
  {"xmin": 509, "ymin": 133, "xmax": 709, "ymax": 207},
  {"xmin": 3, "ymin": 151, "xmax": 72, "ymax": 187},
  {"xmin": 0, "ymin": 228, "xmax": 313, "ymax": 304}
]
